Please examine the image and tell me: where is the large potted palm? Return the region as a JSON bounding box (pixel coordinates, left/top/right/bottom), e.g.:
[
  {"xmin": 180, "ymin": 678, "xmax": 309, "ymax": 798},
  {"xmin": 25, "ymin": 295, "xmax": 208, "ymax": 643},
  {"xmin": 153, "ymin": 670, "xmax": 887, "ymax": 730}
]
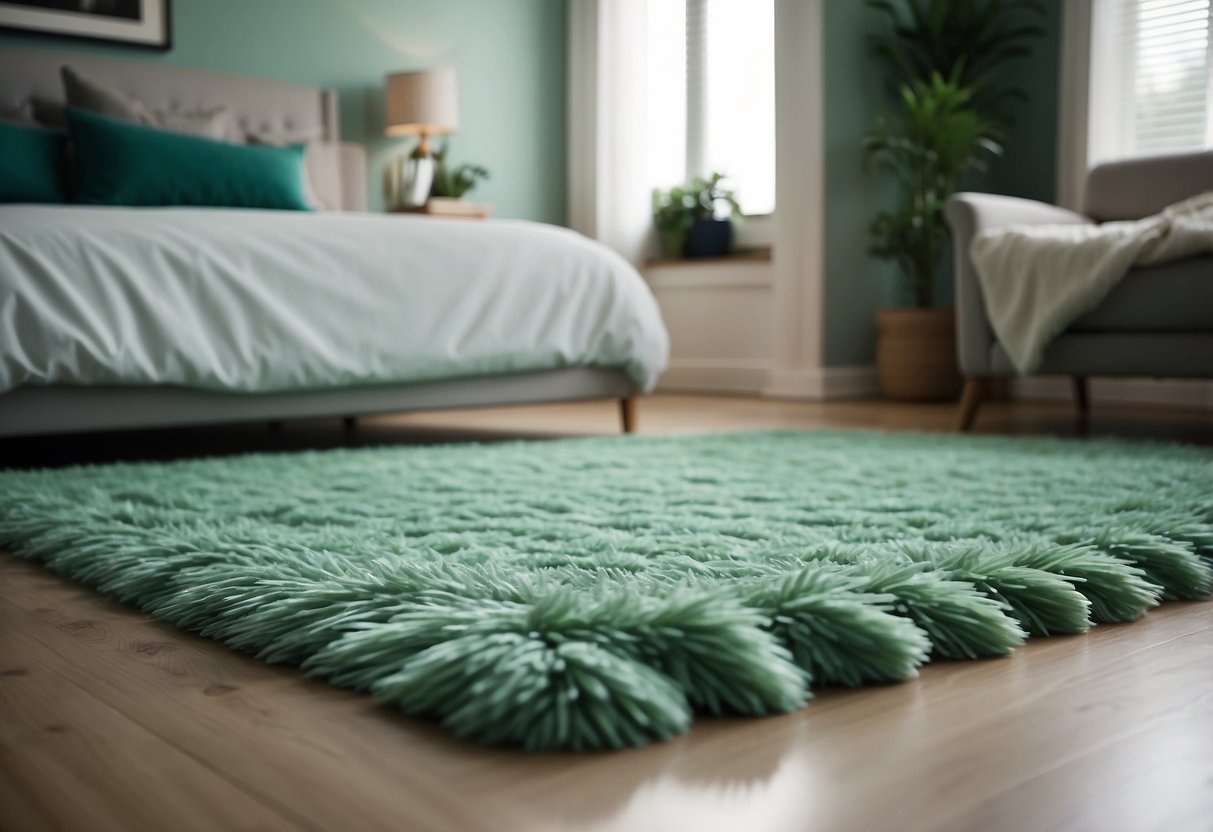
[
  {"xmin": 864, "ymin": 0, "xmax": 1042, "ymax": 401},
  {"xmin": 865, "ymin": 75, "xmax": 1002, "ymax": 400}
]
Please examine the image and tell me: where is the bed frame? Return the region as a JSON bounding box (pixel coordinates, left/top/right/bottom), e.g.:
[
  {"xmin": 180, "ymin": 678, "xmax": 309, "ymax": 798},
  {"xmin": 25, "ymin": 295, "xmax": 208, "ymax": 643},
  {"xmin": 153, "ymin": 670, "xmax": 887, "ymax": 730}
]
[
  {"xmin": 0, "ymin": 370, "xmax": 639, "ymax": 437},
  {"xmin": 0, "ymin": 50, "xmax": 641, "ymax": 438}
]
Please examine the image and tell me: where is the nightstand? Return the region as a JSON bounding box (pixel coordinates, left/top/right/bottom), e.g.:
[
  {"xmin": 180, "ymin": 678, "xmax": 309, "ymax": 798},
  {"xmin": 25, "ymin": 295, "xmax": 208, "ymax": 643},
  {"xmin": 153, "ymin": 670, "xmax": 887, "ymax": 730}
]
[{"xmin": 390, "ymin": 197, "xmax": 491, "ymax": 219}]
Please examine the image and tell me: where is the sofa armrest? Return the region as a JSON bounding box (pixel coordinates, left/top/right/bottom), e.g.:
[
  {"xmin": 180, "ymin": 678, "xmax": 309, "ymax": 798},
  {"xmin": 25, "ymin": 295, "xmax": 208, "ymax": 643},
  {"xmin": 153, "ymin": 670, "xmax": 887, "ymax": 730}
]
[
  {"xmin": 338, "ymin": 141, "xmax": 367, "ymax": 212},
  {"xmin": 945, "ymin": 193, "xmax": 1089, "ymax": 376}
]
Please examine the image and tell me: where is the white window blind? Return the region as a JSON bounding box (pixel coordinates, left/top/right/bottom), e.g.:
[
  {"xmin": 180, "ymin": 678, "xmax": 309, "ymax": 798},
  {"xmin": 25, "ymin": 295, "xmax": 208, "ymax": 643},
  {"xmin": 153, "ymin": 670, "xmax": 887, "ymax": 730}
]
[
  {"xmin": 645, "ymin": 0, "xmax": 776, "ymax": 216},
  {"xmin": 1090, "ymin": 0, "xmax": 1213, "ymax": 163}
]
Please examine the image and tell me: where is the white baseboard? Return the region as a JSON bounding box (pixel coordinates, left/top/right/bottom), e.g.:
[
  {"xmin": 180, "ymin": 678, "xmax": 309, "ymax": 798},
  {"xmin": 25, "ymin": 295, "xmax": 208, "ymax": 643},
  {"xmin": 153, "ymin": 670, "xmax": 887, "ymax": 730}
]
[
  {"xmin": 764, "ymin": 365, "xmax": 880, "ymax": 400},
  {"xmin": 659, "ymin": 361, "xmax": 880, "ymax": 400},
  {"xmin": 1013, "ymin": 377, "xmax": 1213, "ymax": 410},
  {"xmin": 658, "ymin": 359, "xmax": 775, "ymax": 394}
]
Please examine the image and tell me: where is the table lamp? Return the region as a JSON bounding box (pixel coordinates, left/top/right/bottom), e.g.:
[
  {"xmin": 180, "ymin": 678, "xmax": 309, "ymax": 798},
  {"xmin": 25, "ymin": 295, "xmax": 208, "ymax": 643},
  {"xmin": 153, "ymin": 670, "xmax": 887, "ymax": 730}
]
[{"xmin": 385, "ymin": 67, "xmax": 459, "ymax": 208}]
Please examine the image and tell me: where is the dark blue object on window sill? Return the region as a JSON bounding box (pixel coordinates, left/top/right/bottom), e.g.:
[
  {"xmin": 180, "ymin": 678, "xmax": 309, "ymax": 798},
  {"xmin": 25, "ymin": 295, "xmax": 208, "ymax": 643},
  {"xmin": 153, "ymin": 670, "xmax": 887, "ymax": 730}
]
[{"xmin": 685, "ymin": 218, "xmax": 733, "ymax": 257}]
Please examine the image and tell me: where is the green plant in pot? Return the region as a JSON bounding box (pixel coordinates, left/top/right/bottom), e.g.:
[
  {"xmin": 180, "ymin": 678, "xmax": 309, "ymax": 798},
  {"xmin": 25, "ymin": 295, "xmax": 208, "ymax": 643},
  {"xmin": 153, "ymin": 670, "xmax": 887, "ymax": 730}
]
[
  {"xmin": 863, "ymin": 0, "xmax": 1041, "ymax": 402},
  {"xmin": 652, "ymin": 172, "xmax": 741, "ymax": 258},
  {"xmin": 431, "ymin": 140, "xmax": 490, "ymax": 199},
  {"xmin": 864, "ymin": 74, "xmax": 1002, "ymax": 401}
]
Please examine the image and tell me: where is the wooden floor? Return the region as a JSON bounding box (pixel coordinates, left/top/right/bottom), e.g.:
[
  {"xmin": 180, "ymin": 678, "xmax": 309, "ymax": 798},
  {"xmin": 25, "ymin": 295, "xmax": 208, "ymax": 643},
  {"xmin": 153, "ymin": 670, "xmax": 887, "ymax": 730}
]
[
  {"xmin": 2, "ymin": 391, "xmax": 1211, "ymax": 469},
  {"xmin": 2, "ymin": 394, "xmax": 1211, "ymax": 832}
]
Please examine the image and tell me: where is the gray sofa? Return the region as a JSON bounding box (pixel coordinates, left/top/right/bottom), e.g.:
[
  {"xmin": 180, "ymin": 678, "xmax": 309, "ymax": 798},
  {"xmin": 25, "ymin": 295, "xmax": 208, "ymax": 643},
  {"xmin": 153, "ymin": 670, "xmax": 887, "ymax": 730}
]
[{"xmin": 946, "ymin": 149, "xmax": 1213, "ymax": 430}]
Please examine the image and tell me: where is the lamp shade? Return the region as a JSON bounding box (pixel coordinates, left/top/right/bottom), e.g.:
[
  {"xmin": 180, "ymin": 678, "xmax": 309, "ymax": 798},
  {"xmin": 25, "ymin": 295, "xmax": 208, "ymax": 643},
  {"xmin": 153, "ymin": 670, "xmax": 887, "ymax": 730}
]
[{"xmin": 384, "ymin": 67, "xmax": 459, "ymax": 136}]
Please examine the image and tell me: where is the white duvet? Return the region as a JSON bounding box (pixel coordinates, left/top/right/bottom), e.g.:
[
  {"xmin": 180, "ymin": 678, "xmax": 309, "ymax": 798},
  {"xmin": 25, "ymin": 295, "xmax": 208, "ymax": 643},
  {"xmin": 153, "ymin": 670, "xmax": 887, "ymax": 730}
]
[{"xmin": 0, "ymin": 206, "xmax": 669, "ymax": 395}]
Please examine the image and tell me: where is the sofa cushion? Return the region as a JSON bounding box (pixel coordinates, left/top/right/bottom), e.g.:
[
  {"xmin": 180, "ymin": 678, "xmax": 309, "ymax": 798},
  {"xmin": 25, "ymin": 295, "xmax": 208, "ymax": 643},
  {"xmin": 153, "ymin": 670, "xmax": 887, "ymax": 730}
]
[{"xmin": 1068, "ymin": 257, "xmax": 1213, "ymax": 333}]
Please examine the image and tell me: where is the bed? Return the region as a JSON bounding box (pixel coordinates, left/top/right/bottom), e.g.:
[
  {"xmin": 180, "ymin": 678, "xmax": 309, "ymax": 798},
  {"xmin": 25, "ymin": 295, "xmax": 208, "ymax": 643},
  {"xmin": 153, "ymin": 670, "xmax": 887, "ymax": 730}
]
[{"xmin": 0, "ymin": 51, "xmax": 668, "ymax": 437}]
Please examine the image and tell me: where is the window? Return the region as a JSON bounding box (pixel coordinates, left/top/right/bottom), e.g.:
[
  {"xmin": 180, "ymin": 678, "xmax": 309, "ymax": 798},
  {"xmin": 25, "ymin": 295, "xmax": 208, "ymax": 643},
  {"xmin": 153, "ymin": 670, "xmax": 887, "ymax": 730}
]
[
  {"xmin": 1090, "ymin": 0, "xmax": 1213, "ymax": 163},
  {"xmin": 645, "ymin": 0, "xmax": 776, "ymax": 217}
]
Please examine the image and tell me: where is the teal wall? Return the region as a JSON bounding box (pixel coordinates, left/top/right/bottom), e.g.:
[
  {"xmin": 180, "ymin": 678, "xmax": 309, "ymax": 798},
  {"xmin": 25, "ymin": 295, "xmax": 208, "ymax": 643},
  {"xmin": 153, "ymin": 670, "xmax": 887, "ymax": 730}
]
[
  {"xmin": 0, "ymin": 0, "xmax": 568, "ymax": 222},
  {"xmin": 820, "ymin": 0, "xmax": 1061, "ymax": 366}
]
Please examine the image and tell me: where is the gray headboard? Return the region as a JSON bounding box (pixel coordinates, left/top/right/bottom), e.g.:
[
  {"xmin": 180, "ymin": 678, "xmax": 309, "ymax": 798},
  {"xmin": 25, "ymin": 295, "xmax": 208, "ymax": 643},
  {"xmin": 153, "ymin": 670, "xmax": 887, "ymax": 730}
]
[{"xmin": 0, "ymin": 49, "xmax": 366, "ymax": 211}]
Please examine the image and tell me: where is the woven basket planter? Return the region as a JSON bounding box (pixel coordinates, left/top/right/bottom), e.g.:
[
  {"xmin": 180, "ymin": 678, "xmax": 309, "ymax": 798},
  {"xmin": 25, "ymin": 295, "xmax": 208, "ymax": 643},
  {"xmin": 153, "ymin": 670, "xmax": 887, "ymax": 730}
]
[{"xmin": 876, "ymin": 306, "xmax": 962, "ymax": 401}]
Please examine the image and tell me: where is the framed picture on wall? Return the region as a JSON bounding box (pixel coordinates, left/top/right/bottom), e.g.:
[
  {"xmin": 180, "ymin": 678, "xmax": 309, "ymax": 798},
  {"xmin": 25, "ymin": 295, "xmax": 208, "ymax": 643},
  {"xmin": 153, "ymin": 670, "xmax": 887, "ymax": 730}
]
[{"xmin": 0, "ymin": 0, "xmax": 171, "ymax": 50}]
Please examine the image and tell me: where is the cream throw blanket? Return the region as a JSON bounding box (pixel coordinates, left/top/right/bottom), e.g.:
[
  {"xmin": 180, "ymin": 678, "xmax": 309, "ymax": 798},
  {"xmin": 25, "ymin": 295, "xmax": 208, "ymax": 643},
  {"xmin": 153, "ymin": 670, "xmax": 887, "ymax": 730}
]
[{"xmin": 971, "ymin": 191, "xmax": 1213, "ymax": 374}]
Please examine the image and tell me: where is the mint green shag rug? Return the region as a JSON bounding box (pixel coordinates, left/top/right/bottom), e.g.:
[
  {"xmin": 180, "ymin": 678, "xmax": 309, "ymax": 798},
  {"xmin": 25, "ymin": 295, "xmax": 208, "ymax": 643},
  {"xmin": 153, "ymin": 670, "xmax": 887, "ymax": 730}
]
[{"xmin": 1, "ymin": 430, "xmax": 1210, "ymax": 750}]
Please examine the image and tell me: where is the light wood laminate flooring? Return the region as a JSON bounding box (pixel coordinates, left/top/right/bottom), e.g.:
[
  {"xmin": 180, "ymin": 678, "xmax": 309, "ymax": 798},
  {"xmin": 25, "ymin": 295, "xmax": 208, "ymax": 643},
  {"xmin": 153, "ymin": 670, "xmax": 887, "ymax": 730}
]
[{"xmin": 2, "ymin": 394, "xmax": 1211, "ymax": 832}]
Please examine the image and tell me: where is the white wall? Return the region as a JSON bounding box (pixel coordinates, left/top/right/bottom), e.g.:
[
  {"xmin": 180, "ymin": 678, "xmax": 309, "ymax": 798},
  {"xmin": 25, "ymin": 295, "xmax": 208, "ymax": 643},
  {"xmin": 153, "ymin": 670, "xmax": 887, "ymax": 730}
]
[{"xmin": 645, "ymin": 258, "xmax": 777, "ymax": 393}]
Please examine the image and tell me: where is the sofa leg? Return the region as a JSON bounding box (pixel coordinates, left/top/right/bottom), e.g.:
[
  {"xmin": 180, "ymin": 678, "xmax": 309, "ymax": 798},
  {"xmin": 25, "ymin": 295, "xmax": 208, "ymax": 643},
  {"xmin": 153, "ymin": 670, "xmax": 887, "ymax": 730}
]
[
  {"xmin": 620, "ymin": 397, "xmax": 637, "ymax": 434},
  {"xmin": 957, "ymin": 377, "xmax": 987, "ymax": 432},
  {"xmin": 1072, "ymin": 376, "xmax": 1090, "ymax": 419}
]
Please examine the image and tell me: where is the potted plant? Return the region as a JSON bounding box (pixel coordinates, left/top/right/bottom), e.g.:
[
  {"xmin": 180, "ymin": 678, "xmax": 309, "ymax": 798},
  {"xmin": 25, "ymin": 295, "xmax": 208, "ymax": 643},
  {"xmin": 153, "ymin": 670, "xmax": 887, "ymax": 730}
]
[
  {"xmin": 431, "ymin": 141, "xmax": 489, "ymax": 199},
  {"xmin": 864, "ymin": 0, "xmax": 1041, "ymax": 401},
  {"xmin": 864, "ymin": 74, "xmax": 1002, "ymax": 400},
  {"xmin": 652, "ymin": 172, "xmax": 741, "ymax": 258}
]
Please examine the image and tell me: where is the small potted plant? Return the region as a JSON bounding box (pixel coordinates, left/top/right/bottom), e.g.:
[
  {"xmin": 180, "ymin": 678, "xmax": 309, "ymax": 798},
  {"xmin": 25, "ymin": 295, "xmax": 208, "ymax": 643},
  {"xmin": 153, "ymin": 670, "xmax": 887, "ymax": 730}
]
[
  {"xmin": 431, "ymin": 141, "xmax": 489, "ymax": 199},
  {"xmin": 864, "ymin": 74, "xmax": 1002, "ymax": 400},
  {"xmin": 652, "ymin": 172, "xmax": 740, "ymax": 258}
]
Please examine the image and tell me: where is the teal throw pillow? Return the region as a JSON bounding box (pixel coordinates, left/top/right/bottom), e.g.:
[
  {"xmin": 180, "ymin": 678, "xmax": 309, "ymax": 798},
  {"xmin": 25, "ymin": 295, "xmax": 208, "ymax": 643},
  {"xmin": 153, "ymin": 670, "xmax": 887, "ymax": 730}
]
[
  {"xmin": 67, "ymin": 108, "xmax": 311, "ymax": 210},
  {"xmin": 0, "ymin": 119, "xmax": 65, "ymax": 203}
]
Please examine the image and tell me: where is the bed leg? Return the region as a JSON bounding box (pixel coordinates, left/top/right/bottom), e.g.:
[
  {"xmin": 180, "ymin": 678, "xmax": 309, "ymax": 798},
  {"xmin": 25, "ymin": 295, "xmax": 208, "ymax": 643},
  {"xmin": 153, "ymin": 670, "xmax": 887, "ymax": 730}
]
[{"xmin": 620, "ymin": 397, "xmax": 637, "ymax": 434}]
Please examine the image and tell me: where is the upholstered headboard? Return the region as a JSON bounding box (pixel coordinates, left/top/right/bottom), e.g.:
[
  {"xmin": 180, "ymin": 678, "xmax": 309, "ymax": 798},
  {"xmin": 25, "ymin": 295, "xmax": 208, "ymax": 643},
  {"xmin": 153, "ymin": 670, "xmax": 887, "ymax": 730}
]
[{"xmin": 0, "ymin": 49, "xmax": 366, "ymax": 211}]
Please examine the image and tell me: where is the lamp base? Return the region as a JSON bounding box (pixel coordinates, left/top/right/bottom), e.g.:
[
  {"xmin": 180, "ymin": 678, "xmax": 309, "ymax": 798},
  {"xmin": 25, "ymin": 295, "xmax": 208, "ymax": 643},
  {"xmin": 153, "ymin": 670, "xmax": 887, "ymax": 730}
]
[{"xmin": 400, "ymin": 154, "xmax": 434, "ymax": 208}]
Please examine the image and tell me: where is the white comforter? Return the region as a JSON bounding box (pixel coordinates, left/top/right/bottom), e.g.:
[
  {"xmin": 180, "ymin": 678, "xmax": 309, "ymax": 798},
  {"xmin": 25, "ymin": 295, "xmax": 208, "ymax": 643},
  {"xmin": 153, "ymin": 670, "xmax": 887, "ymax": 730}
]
[
  {"xmin": 971, "ymin": 191, "xmax": 1213, "ymax": 374},
  {"xmin": 0, "ymin": 206, "xmax": 669, "ymax": 394}
]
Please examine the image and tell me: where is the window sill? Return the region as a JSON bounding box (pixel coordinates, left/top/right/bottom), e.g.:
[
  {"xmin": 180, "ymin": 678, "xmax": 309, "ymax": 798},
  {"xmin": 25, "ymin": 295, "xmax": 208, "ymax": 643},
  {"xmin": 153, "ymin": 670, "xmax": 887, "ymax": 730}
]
[{"xmin": 645, "ymin": 246, "xmax": 772, "ymax": 269}]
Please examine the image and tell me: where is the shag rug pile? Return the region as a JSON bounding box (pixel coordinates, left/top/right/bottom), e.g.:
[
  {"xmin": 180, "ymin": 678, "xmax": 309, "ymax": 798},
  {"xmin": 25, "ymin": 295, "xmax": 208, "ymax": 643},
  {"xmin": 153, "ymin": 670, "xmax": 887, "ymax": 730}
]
[{"xmin": 1, "ymin": 430, "xmax": 1210, "ymax": 750}]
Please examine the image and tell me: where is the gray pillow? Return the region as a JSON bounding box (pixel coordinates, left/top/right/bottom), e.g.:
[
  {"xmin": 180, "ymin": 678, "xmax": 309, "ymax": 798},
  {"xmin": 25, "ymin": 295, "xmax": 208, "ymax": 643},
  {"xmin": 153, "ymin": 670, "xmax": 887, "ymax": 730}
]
[
  {"xmin": 61, "ymin": 65, "xmax": 230, "ymax": 140},
  {"xmin": 0, "ymin": 101, "xmax": 36, "ymax": 125}
]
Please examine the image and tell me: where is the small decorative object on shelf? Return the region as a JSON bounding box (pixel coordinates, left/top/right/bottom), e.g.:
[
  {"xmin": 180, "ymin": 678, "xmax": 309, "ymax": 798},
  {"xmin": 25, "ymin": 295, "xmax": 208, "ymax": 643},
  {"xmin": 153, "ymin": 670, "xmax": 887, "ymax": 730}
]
[
  {"xmin": 388, "ymin": 138, "xmax": 491, "ymax": 218},
  {"xmin": 652, "ymin": 172, "xmax": 740, "ymax": 258}
]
